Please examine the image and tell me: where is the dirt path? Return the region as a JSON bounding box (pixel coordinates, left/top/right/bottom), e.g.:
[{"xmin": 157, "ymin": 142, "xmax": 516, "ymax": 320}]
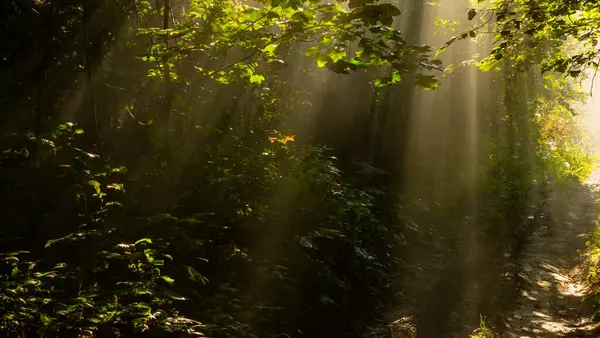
[
  {"xmin": 500, "ymin": 174, "xmax": 600, "ymax": 337},
  {"xmin": 366, "ymin": 173, "xmax": 600, "ymax": 338}
]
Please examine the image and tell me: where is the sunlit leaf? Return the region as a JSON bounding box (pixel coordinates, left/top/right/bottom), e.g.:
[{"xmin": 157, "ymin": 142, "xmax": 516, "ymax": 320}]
[
  {"xmin": 88, "ymin": 180, "xmax": 101, "ymax": 194},
  {"xmin": 40, "ymin": 313, "xmax": 51, "ymax": 325},
  {"xmin": 107, "ymin": 183, "xmax": 125, "ymax": 191},
  {"xmin": 162, "ymin": 276, "xmax": 175, "ymax": 285},
  {"xmin": 250, "ymin": 74, "xmax": 265, "ymax": 84},
  {"xmin": 135, "ymin": 238, "xmax": 153, "ymax": 245},
  {"xmin": 186, "ymin": 265, "xmax": 209, "ymax": 285},
  {"xmin": 262, "ymin": 44, "xmax": 278, "ymax": 56}
]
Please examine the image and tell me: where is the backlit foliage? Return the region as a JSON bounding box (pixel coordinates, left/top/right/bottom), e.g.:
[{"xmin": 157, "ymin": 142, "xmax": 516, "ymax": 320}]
[{"xmin": 136, "ymin": 0, "xmax": 443, "ymax": 89}]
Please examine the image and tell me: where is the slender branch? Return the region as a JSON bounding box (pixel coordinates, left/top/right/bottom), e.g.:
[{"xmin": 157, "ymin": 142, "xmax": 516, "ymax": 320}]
[
  {"xmin": 590, "ymin": 57, "xmax": 599, "ymax": 97},
  {"xmin": 104, "ymin": 82, "xmax": 154, "ymax": 95}
]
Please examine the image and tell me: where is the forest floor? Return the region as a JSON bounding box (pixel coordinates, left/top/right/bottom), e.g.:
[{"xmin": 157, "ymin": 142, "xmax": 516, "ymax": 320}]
[{"xmin": 498, "ymin": 172, "xmax": 600, "ymax": 337}]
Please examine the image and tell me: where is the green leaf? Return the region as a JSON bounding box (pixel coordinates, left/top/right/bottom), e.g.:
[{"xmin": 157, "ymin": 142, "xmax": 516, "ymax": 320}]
[
  {"xmin": 24, "ymin": 279, "xmax": 41, "ymax": 287},
  {"xmin": 380, "ymin": 3, "xmax": 401, "ymax": 16},
  {"xmin": 111, "ymin": 166, "xmax": 128, "ymax": 174},
  {"xmin": 144, "ymin": 248, "xmax": 155, "ymax": 264},
  {"xmin": 4, "ymin": 256, "xmax": 19, "ymax": 264},
  {"xmin": 329, "ymin": 50, "xmax": 346, "ymax": 62},
  {"xmin": 306, "ymin": 46, "xmax": 320, "ymax": 57},
  {"xmin": 298, "ymin": 236, "xmax": 314, "ymax": 248},
  {"xmin": 374, "ymin": 73, "xmax": 402, "ymax": 88},
  {"xmin": 53, "ymin": 263, "xmax": 68, "ymax": 269},
  {"xmin": 35, "ymin": 271, "xmax": 58, "ymax": 278},
  {"xmin": 468, "ymin": 8, "xmax": 477, "ymax": 20},
  {"xmin": 88, "ymin": 180, "xmax": 101, "ymax": 194},
  {"xmin": 40, "ymin": 313, "xmax": 51, "ymax": 325},
  {"xmin": 348, "ymin": 0, "xmax": 371, "ymax": 9},
  {"xmin": 135, "ymin": 238, "xmax": 153, "ymax": 245},
  {"xmin": 250, "ymin": 74, "xmax": 265, "ymax": 84},
  {"xmin": 355, "ymin": 247, "xmax": 375, "ymax": 260},
  {"xmin": 414, "ymin": 74, "xmax": 439, "ymax": 90},
  {"xmin": 186, "ymin": 265, "xmax": 209, "ymax": 285},
  {"xmin": 262, "ymin": 44, "xmax": 278, "ymax": 56},
  {"xmin": 348, "ymin": 58, "xmax": 369, "ymax": 68},
  {"xmin": 106, "ymin": 183, "xmax": 124, "ymax": 191},
  {"xmin": 162, "ymin": 276, "xmax": 175, "ymax": 285},
  {"xmin": 437, "ymin": 36, "xmax": 459, "ymax": 56},
  {"xmin": 374, "ymin": 78, "xmax": 386, "ymax": 88}
]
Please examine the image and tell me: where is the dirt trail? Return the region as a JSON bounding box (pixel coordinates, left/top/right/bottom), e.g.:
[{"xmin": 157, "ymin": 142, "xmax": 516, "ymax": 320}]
[
  {"xmin": 367, "ymin": 173, "xmax": 600, "ymax": 338},
  {"xmin": 500, "ymin": 173, "xmax": 600, "ymax": 337}
]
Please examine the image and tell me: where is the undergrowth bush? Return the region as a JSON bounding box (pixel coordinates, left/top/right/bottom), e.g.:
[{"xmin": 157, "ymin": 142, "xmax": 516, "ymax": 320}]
[{"xmin": 0, "ymin": 123, "xmax": 396, "ymax": 337}]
